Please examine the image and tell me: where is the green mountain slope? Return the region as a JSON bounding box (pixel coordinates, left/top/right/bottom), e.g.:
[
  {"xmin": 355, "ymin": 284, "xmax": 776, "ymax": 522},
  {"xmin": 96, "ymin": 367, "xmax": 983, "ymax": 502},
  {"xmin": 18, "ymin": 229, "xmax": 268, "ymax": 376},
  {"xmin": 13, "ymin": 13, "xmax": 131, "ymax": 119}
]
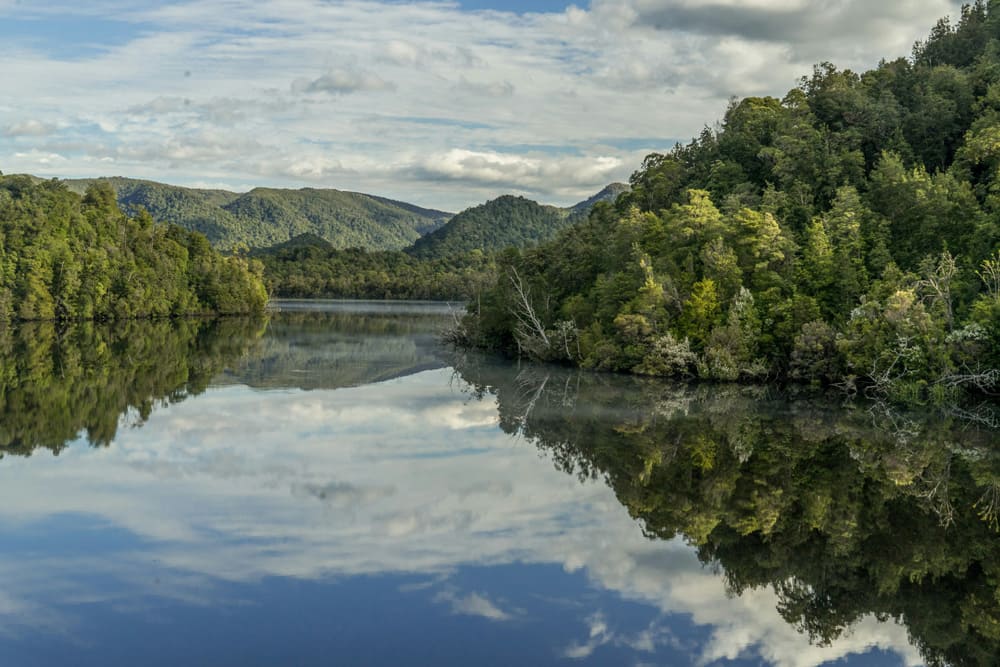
[
  {"xmin": 254, "ymin": 184, "xmax": 630, "ymax": 300},
  {"xmin": 407, "ymin": 186, "xmax": 628, "ymax": 259},
  {"xmin": 566, "ymin": 182, "xmax": 630, "ymax": 222},
  {"xmin": 63, "ymin": 177, "xmax": 452, "ymax": 251}
]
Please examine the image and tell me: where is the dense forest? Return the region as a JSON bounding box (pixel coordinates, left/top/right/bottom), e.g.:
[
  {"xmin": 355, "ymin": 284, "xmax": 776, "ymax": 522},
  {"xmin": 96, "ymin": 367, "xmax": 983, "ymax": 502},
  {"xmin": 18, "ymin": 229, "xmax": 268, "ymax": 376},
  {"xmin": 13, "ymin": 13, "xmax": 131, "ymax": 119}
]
[
  {"xmin": 455, "ymin": 1, "xmax": 1000, "ymax": 402},
  {"xmin": 65, "ymin": 177, "xmax": 452, "ymax": 251},
  {"xmin": 452, "ymin": 355, "xmax": 1000, "ymax": 667},
  {"xmin": 0, "ymin": 175, "xmax": 268, "ymax": 321},
  {"xmin": 258, "ymin": 238, "xmax": 494, "ymax": 300},
  {"xmin": 259, "ymin": 185, "xmax": 626, "ymax": 300}
]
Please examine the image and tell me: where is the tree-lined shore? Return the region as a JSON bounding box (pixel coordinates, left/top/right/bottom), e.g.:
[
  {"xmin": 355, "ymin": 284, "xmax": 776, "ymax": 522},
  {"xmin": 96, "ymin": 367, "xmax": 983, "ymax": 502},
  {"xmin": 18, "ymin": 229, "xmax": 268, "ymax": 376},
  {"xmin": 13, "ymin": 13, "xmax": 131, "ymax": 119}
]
[
  {"xmin": 0, "ymin": 176, "xmax": 267, "ymax": 322},
  {"xmin": 453, "ymin": 1, "xmax": 1000, "ymax": 402}
]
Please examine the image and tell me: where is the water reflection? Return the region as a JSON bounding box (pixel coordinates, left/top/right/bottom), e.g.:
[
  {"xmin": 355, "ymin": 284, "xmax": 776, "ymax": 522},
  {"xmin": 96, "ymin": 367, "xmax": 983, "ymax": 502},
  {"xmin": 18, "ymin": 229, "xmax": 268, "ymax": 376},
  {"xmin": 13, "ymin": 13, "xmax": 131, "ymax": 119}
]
[
  {"xmin": 0, "ymin": 317, "xmax": 263, "ymax": 458},
  {"xmin": 451, "ymin": 353, "xmax": 1000, "ymax": 667},
  {"xmin": 219, "ymin": 300, "xmax": 452, "ymax": 390},
  {"xmin": 0, "ymin": 303, "xmax": 994, "ymax": 665}
]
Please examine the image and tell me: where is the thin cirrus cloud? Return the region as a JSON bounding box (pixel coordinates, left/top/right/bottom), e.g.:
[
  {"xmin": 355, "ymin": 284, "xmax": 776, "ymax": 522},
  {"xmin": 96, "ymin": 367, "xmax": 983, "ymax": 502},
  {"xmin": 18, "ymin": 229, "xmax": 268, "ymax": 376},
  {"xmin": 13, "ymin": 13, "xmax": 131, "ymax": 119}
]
[{"xmin": 0, "ymin": 0, "xmax": 969, "ymax": 210}]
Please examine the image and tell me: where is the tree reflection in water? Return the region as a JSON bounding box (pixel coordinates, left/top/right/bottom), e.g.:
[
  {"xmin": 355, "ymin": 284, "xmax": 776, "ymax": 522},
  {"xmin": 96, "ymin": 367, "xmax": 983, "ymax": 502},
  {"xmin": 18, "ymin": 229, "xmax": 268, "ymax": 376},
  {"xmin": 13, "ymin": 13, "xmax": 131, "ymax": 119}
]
[
  {"xmin": 0, "ymin": 317, "xmax": 264, "ymax": 458},
  {"xmin": 452, "ymin": 352, "xmax": 1000, "ymax": 667}
]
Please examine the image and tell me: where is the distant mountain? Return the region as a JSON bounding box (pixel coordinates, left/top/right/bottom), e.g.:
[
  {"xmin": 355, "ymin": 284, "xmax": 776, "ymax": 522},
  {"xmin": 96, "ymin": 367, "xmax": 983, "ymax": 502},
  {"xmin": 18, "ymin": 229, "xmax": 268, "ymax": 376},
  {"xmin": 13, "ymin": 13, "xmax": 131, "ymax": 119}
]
[
  {"xmin": 62, "ymin": 177, "xmax": 452, "ymax": 251},
  {"xmin": 406, "ymin": 184, "xmax": 630, "ymax": 259},
  {"xmin": 567, "ymin": 182, "xmax": 629, "ymax": 220},
  {"xmin": 406, "ymin": 195, "xmax": 564, "ymax": 259}
]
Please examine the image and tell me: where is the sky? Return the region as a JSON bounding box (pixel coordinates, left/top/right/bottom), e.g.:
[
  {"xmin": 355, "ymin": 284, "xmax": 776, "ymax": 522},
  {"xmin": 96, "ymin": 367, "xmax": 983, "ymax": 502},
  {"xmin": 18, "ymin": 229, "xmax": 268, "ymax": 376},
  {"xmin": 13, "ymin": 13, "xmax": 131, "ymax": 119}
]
[{"xmin": 0, "ymin": 0, "xmax": 967, "ymax": 211}]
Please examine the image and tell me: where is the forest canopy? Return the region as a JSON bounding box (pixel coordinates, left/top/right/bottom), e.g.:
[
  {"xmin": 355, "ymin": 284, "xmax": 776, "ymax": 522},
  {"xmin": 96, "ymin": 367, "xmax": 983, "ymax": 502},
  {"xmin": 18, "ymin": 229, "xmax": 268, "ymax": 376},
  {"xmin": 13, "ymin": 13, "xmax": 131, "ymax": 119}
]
[
  {"xmin": 455, "ymin": 0, "xmax": 1000, "ymax": 402},
  {"xmin": 0, "ymin": 175, "xmax": 268, "ymax": 321}
]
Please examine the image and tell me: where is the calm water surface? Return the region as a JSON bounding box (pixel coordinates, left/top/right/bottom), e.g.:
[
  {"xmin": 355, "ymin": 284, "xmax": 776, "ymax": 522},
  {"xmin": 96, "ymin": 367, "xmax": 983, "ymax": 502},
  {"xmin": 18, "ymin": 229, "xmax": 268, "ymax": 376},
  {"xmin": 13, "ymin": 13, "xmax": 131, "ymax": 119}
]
[{"xmin": 1, "ymin": 300, "xmax": 997, "ymax": 666}]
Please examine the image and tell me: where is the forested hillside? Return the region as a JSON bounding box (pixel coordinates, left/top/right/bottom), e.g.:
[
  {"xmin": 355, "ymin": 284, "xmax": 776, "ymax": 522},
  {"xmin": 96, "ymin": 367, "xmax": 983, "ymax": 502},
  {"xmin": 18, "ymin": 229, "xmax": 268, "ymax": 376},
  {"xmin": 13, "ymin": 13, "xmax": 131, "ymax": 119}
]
[
  {"xmin": 456, "ymin": 1, "xmax": 1000, "ymax": 401},
  {"xmin": 257, "ymin": 239, "xmax": 493, "ymax": 301},
  {"xmin": 406, "ymin": 195, "xmax": 568, "ymax": 259},
  {"xmin": 258, "ymin": 185, "xmax": 628, "ymax": 300},
  {"xmin": 0, "ymin": 175, "xmax": 267, "ymax": 321},
  {"xmin": 64, "ymin": 177, "xmax": 452, "ymax": 251},
  {"xmin": 564, "ymin": 182, "xmax": 630, "ymax": 221}
]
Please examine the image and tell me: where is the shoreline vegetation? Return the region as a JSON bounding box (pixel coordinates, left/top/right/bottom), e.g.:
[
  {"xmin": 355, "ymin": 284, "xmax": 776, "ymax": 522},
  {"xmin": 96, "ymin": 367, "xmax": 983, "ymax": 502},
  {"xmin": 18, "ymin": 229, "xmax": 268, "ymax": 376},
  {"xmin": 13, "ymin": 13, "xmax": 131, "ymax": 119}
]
[
  {"xmin": 0, "ymin": 175, "xmax": 267, "ymax": 322},
  {"xmin": 450, "ymin": 1, "xmax": 1000, "ymax": 404}
]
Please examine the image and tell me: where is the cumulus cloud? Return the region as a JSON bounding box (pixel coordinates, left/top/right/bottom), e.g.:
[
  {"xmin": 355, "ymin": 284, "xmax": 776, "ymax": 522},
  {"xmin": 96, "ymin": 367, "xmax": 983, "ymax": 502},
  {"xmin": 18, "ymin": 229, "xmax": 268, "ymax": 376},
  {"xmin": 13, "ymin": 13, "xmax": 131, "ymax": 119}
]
[
  {"xmin": 12, "ymin": 150, "xmax": 67, "ymax": 165},
  {"xmin": 255, "ymin": 154, "xmax": 352, "ymax": 181},
  {"xmin": 562, "ymin": 613, "xmax": 684, "ymax": 659},
  {"xmin": 411, "ymin": 148, "xmax": 623, "ymax": 192},
  {"xmin": 0, "ymin": 0, "xmax": 974, "ymax": 209},
  {"xmin": 114, "ymin": 132, "xmax": 265, "ymax": 165},
  {"xmin": 380, "ymin": 40, "xmax": 481, "ymax": 68},
  {"xmin": 601, "ymin": 0, "xmax": 964, "ymax": 60},
  {"xmin": 563, "ymin": 612, "xmax": 614, "ymax": 658}
]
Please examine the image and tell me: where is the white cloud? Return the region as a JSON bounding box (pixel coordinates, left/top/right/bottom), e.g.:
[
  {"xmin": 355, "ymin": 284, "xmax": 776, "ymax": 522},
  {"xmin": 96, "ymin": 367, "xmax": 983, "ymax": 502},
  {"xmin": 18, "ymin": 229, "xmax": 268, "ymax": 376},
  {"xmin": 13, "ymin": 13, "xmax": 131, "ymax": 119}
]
[
  {"xmin": 453, "ymin": 76, "xmax": 516, "ymax": 98},
  {"xmin": 434, "ymin": 588, "xmax": 516, "ymax": 621},
  {"xmin": 4, "ymin": 119, "xmax": 57, "ymax": 137},
  {"xmin": 12, "ymin": 150, "xmax": 67, "ymax": 165},
  {"xmin": 412, "ymin": 148, "xmax": 623, "ymax": 192},
  {"xmin": 0, "ymin": 0, "xmax": 971, "ymax": 210}
]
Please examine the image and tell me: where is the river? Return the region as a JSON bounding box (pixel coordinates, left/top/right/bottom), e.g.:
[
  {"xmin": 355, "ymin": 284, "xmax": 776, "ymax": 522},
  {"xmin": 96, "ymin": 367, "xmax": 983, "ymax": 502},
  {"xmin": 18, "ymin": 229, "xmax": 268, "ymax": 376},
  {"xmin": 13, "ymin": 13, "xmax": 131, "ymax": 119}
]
[{"xmin": 0, "ymin": 300, "xmax": 996, "ymax": 666}]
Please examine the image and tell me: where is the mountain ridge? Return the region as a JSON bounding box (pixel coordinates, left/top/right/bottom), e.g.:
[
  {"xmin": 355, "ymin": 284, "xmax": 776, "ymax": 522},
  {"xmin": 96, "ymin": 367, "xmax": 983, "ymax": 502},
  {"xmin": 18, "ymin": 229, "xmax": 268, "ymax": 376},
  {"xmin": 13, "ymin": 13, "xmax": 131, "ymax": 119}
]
[
  {"xmin": 406, "ymin": 184, "xmax": 629, "ymax": 259},
  {"xmin": 60, "ymin": 176, "xmax": 629, "ymax": 256},
  {"xmin": 62, "ymin": 176, "xmax": 453, "ymax": 251}
]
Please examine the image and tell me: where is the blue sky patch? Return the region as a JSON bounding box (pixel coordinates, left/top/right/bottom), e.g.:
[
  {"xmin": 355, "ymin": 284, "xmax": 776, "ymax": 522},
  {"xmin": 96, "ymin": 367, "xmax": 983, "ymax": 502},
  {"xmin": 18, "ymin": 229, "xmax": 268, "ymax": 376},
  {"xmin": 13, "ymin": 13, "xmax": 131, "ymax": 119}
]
[{"xmin": 0, "ymin": 17, "xmax": 152, "ymax": 59}]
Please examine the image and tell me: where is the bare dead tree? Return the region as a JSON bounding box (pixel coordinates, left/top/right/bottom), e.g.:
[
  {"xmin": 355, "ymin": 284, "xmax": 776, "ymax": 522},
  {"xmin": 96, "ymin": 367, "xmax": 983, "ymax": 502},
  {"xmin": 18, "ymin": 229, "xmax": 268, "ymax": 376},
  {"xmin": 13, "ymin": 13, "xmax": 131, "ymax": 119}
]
[
  {"xmin": 915, "ymin": 458, "xmax": 955, "ymax": 528},
  {"xmin": 440, "ymin": 302, "xmax": 472, "ymax": 347},
  {"xmin": 975, "ymin": 479, "xmax": 1000, "ymax": 531},
  {"xmin": 978, "ymin": 250, "xmax": 1000, "ymax": 301},
  {"xmin": 946, "ymin": 402, "xmax": 1000, "ymax": 429},
  {"xmin": 864, "ymin": 335, "xmax": 917, "ymax": 398},
  {"xmin": 918, "ymin": 251, "xmax": 957, "ymax": 330},
  {"xmin": 936, "ymin": 364, "xmax": 1000, "ymax": 394},
  {"xmin": 510, "ymin": 368, "xmax": 551, "ymax": 437},
  {"xmin": 507, "ymin": 266, "xmax": 550, "ymax": 355}
]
